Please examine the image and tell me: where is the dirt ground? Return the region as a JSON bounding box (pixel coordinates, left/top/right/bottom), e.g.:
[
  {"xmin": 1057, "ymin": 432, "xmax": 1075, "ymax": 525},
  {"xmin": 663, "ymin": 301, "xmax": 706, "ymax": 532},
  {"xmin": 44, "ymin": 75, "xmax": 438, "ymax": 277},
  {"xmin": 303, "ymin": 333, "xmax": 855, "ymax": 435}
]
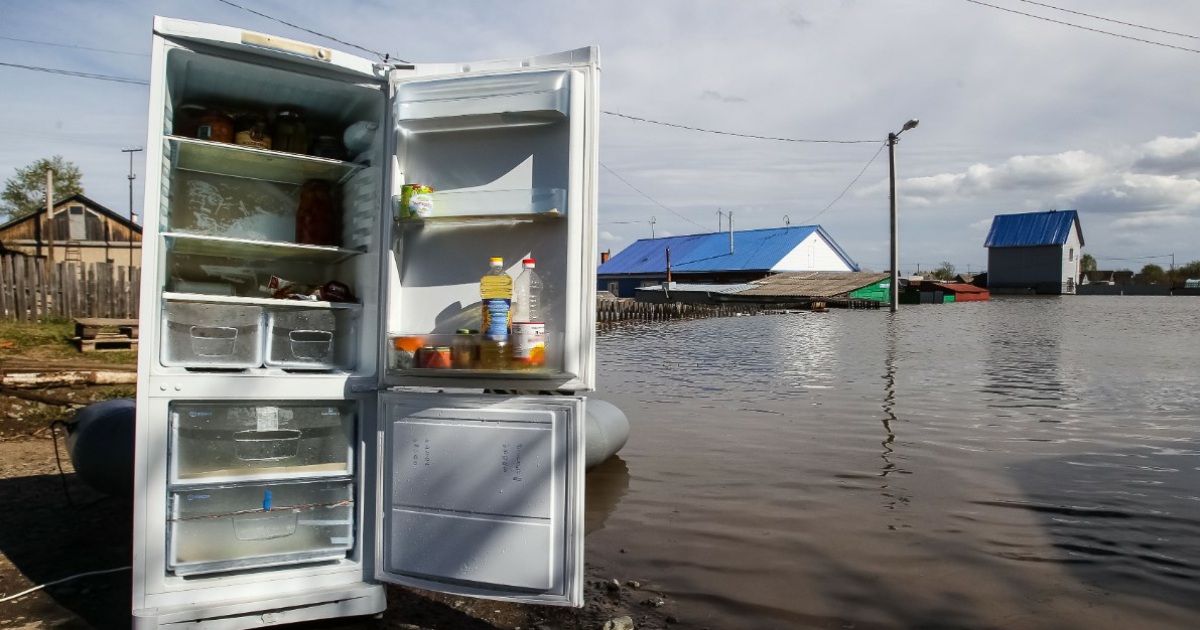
[{"xmin": 0, "ymin": 362, "xmax": 685, "ymax": 630}]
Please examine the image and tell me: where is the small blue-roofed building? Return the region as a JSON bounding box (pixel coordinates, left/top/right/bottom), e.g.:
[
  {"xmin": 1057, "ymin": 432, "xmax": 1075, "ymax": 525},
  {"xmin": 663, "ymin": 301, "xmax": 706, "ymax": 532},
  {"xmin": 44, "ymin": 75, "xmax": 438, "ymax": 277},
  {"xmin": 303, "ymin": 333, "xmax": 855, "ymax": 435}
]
[
  {"xmin": 597, "ymin": 226, "xmax": 859, "ymax": 298},
  {"xmin": 984, "ymin": 209, "xmax": 1084, "ymax": 294}
]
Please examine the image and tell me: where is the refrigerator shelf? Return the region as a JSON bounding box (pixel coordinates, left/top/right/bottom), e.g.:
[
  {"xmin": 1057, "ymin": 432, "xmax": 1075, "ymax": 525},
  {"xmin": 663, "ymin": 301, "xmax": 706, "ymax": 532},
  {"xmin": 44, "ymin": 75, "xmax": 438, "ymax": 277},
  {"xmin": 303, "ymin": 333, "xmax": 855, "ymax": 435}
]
[
  {"xmin": 168, "ymin": 135, "xmax": 364, "ymax": 185},
  {"xmin": 394, "ymin": 187, "xmax": 566, "ymax": 223},
  {"xmin": 163, "ymin": 232, "xmax": 365, "ymax": 264},
  {"xmin": 162, "ymin": 292, "xmax": 362, "ymax": 310}
]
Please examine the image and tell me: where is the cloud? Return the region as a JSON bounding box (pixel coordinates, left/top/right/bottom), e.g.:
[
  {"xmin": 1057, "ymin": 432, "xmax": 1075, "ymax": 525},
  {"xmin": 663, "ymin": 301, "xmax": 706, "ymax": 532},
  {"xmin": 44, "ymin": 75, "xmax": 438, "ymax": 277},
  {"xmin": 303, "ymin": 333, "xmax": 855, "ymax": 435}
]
[{"xmin": 699, "ymin": 90, "xmax": 746, "ymax": 103}]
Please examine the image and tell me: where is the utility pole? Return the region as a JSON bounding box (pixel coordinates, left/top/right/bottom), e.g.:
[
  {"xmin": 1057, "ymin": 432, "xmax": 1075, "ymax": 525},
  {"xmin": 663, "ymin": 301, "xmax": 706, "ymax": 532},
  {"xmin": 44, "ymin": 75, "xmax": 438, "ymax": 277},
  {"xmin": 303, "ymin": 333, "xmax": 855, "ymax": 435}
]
[
  {"xmin": 123, "ymin": 147, "xmax": 143, "ymax": 271},
  {"xmin": 649, "ymin": 216, "xmax": 656, "ymax": 239},
  {"xmin": 888, "ymin": 118, "xmax": 920, "ymax": 313}
]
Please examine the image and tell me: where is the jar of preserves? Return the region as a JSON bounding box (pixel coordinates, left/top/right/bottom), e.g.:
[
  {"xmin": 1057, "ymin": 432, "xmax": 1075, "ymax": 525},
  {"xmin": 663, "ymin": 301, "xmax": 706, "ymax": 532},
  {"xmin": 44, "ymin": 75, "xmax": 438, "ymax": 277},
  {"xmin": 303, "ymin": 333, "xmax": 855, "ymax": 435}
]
[
  {"xmin": 273, "ymin": 108, "xmax": 308, "ymax": 154},
  {"xmin": 234, "ymin": 113, "xmax": 272, "ymax": 149},
  {"xmin": 310, "ymin": 135, "xmax": 345, "ymax": 160},
  {"xmin": 173, "ymin": 104, "xmax": 206, "ymax": 138},
  {"xmin": 196, "ymin": 109, "xmax": 234, "ymax": 143},
  {"xmin": 295, "ymin": 179, "xmax": 334, "ymax": 246}
]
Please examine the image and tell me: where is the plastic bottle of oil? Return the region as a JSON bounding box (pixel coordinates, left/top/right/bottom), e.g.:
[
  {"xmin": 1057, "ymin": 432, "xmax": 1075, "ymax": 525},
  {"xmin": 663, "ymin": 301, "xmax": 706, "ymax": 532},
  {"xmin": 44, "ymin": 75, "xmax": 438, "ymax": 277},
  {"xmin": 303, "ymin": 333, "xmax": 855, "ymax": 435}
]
[{"xmin": 479, "ymin": 257, "xmax": 512, "ymax": 369}]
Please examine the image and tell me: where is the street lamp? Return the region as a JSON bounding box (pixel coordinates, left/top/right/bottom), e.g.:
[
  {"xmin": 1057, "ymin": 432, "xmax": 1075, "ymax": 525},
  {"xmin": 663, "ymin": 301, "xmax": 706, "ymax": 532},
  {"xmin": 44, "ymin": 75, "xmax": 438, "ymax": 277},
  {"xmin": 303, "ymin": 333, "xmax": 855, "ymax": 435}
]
[{"xmin": 888, "ymin": 118, "xmax": 919, "ymax": 313}]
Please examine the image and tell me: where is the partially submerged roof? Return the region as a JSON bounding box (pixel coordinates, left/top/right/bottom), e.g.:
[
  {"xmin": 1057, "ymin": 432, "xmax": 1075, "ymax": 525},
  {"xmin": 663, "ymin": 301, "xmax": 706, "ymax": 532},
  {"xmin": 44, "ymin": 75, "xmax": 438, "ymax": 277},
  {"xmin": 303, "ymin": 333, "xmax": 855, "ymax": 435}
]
[
  {"xmin": 925, "ymin": 282, "xmax": 989, "ymax": 294},
  {"xmin": 736, "ymin": 271, "xmax": 890, "ymax": 298},
  {"xmin": 985, "ymin": 210, "xmax": 1082, "ymax": 248},
  {"xmin": 597, "ymin": 226, "xmax": 859, "ymax": 275}
]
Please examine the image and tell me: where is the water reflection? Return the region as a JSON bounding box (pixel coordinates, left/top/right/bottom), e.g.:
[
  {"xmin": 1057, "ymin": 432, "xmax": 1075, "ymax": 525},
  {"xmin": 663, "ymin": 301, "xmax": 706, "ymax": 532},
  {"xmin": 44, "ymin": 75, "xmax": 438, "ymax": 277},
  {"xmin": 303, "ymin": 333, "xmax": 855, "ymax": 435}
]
[
  {"xmin": 880, "ymin": 314, "xmax": 899, "ymax": 477},
  {"xmin": 982, "ymin": 299, "xmax": 1070, "ymax": 409},
  {"xmin": 584, "ymin": 455, "xmax": 629, "ymax": 536}
]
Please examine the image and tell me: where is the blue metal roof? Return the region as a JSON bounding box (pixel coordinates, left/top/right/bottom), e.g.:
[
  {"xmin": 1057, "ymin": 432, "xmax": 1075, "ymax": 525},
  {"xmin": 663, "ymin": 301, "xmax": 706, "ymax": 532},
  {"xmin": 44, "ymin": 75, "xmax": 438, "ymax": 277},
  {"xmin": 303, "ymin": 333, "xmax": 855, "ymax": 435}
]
[
  {"xmin": 985, "ymin": 210, "xmax": 1083, "ymax": 248},
  {"xmin": 597, "ymin": 226, "xmax": 859, "ymax": 275}
]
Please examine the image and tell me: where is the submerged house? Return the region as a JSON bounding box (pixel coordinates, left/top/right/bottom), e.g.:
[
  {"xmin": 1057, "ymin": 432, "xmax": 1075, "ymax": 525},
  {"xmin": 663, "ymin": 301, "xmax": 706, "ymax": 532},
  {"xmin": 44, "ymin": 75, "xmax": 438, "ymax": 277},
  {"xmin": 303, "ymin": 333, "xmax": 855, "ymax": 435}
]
[
  {"xmin": 984, "ymin": 209, "xmax": 1083, "ymax": 294},
  {"xmin": 597, "ymin": 226, "xmax": 858, "ymax": 298}
]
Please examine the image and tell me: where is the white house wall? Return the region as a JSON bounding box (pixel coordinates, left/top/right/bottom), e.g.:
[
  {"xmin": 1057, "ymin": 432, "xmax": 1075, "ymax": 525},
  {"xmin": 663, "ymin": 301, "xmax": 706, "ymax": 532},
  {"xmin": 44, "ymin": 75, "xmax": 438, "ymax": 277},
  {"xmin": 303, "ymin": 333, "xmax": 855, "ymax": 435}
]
[{"xmin": 771, "ymin": 233, "xmax": 852, "ymax": 272}]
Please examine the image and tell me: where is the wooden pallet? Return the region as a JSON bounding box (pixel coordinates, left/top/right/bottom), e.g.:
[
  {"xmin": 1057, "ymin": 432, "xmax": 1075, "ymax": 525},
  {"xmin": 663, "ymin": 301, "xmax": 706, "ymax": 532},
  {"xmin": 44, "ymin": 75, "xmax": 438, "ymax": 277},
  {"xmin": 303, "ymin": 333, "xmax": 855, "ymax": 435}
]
[
  {"xmin": 74, "ymin": 317, "xmax": 140, "ymax": 341},
  {"xmin": 71, "ymin": 333, "xmax": 139, "ymax": 352}
]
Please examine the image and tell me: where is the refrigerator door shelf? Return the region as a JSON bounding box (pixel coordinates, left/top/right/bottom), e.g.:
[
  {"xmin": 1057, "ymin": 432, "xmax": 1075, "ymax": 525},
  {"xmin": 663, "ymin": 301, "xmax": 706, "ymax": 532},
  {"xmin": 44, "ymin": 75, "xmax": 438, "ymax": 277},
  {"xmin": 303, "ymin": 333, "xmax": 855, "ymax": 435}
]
[
  {"xmin": 395, "ymin": 70, "xmax": 569, "ymax": 134},
  {"xmin": 168, "ymin": 136, "xmax": 364, "ymax": 186},
  {"xmin": 168, "ymin": 479, "xmax": 355, "ymax": 577},
  {"xmin": 394, "ymin": 188, "xmax": 565, "ymax": 223},
  {"xmin": 375, "ymin": 393, "xmax": 584, "ymax": 606}
]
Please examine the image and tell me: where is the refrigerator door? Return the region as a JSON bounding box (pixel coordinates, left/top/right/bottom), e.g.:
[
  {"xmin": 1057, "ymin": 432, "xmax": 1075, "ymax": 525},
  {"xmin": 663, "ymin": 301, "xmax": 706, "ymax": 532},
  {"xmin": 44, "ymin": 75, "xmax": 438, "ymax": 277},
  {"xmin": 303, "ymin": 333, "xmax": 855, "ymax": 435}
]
[
  {"xmin": 375, "ymin": 392, "xmax": 585, "ymax": 606},
  {"xmin": 381, "ymin": 49, "xmax": 600, "ymax": 393}
]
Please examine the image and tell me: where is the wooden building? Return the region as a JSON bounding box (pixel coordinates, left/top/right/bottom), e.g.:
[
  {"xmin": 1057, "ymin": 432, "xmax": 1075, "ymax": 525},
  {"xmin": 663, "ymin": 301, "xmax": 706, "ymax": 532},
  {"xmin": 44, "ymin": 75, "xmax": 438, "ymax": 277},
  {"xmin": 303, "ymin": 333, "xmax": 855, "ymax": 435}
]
[
  {"xmin": 0, "ymin": 194, "xmax": 142, "ymax": 268},
  {"xmin": 984, "ymin": 209, "xmax": 1083, "ymax": 294}
]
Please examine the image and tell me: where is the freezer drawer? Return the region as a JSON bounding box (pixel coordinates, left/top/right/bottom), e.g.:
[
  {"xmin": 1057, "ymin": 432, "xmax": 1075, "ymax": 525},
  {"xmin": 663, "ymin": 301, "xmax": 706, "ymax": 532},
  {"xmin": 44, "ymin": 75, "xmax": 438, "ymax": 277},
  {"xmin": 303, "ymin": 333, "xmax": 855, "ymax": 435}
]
[
  {"xmin": 265, "ymin": 308, "xmax": 357, "ymax": 371},
  {"xmin": 161, "ymin": 301, "xmax": 263, "ymax": 369},
  {"xmin": 170, "ymin": 401, "xmax": 354, "ymax": 483},
  {"xmin": 168, "ymin": 479, "xmax": 354, "ymax": 576}
]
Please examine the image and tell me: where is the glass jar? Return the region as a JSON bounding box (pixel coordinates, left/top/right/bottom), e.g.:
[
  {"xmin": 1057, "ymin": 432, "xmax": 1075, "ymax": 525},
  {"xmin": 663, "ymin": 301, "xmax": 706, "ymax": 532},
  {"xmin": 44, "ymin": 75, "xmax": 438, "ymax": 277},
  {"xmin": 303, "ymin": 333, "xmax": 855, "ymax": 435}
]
[
  {"xmin": 273, "ymin": 108, "xmax": 309, "ymax": 154},
  {"xmin": 173, "ymin": 104, "xmax": 206, "ymax": 138},
  {"xmin": 234, "ymin": 113, "xmax": 272, "ymax": 149},
  {"xmin": 295, "ymin": 179, "xmax": 334, "ymax": 246},
  {"xmin": 196, "ymin": 110, "xmax": 234, "ymax": 143}
]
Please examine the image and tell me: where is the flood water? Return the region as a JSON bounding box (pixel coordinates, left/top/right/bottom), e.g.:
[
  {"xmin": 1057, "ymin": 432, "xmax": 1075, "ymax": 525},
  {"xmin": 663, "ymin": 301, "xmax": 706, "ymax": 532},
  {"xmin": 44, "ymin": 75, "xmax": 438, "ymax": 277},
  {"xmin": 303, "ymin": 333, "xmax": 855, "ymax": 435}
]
[{"xmin": 584, "ymin": 296, "xmax": 1200, "ymax": 630}]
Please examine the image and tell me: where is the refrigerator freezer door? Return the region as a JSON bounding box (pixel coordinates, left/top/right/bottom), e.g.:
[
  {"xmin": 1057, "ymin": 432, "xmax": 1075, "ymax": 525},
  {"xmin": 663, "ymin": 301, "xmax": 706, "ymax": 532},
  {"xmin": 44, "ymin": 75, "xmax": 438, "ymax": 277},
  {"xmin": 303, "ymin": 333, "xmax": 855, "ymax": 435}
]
[{"xmin": 375, "ymin": 393, "xmax": 585, "ymax": 606}]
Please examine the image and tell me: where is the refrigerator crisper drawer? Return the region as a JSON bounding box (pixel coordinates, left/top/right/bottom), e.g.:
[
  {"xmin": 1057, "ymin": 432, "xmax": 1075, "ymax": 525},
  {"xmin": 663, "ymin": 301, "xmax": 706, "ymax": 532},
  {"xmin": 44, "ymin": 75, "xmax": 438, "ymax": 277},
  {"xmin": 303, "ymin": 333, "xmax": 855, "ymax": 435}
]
[
  {"xmin": 161, "ymin": 301, "xmax": 263, "ymax": 369},
  {"xmin": 170, "ymin": 401, "xmax": 354, "ymax": 483},
  {"xmin": 264, "ymin": 308, "xmax": 357, "ymax": 370},
  {"xmin": 168, "ymin": 480, "xmax": 354, "ymax": 576}
]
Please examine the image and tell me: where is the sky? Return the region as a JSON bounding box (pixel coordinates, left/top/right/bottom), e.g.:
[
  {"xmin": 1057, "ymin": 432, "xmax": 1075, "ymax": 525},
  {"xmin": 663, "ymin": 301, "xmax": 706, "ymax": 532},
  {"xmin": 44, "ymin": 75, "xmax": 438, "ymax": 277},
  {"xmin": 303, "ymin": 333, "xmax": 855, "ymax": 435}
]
[{"xmin": 3, "ymin": 0, "xmax": 1200, "ymax": 275}]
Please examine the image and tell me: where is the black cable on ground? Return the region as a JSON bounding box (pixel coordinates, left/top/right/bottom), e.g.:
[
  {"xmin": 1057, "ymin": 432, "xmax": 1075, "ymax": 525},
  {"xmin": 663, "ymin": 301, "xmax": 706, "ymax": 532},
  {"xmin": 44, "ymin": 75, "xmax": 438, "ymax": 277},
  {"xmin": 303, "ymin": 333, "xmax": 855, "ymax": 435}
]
[{"xmin": 48, "ymin": 419, "xmax": 76, "ymax": 509}]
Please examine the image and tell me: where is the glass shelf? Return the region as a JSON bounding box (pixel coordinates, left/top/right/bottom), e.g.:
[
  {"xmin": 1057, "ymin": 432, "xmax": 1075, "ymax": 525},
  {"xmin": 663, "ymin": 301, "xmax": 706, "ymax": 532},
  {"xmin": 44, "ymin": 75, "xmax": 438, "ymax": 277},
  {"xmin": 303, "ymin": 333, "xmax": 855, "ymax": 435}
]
[
  {"xmin": 162, "ymin": 292, "xmax": 362, "ymax": 310},
  {"xmin": 167, "ymin": 136, "xmax": 364, "ymax": 185},
  {"xmin": 163, "ymin": 232, "xmax": 365, "ymax": 264},
  {"xmin": 394, "ymin": 188, "xmax": 565, "ymax": 223}
]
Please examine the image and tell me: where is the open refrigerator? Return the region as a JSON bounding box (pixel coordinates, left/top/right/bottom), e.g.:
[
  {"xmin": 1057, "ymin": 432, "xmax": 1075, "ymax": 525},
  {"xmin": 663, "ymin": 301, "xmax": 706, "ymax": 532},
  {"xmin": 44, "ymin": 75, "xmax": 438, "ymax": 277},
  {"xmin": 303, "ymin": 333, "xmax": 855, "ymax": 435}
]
[{"xmin": 132, "ymin": 16, "xmax": 599, "ymax": 629}]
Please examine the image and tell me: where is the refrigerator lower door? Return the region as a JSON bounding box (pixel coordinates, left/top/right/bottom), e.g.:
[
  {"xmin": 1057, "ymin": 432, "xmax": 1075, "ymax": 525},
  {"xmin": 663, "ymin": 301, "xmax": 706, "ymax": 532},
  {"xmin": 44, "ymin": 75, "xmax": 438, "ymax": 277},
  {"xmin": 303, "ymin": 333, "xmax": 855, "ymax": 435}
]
[{"xmin": 375, "ymin": 392, "xmax": 585, "ymax": 606}]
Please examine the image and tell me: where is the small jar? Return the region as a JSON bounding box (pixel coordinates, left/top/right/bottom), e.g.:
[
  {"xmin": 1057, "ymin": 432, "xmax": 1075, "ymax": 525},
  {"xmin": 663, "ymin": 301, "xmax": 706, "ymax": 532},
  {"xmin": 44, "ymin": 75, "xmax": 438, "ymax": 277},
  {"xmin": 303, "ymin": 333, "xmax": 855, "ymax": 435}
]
[
  {"xmin": 310, "ymin": 135, "xmax": 345, "ymax": 160},
  {"xmin": 196, "ymin": 109, "xmax": 234, "ymax": 143},
  {"xmin": 273, "ymin": 108, "xmax": 309, "ymax": 154},
  {"xmin": 234, "ymin": 113, "xmax": 272, "ymax": 149}
]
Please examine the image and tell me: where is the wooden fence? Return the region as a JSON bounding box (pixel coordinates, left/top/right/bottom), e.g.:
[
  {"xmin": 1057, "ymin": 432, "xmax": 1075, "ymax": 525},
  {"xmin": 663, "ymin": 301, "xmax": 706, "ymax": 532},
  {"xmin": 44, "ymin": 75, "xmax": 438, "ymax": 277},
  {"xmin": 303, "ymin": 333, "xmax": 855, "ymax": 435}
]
[
  {"xmin": 597, "ymin": 299, "xmax": 768, "ymax": 325},
  {"xmin": 0, "ymin": 255, "xmax": 140, "ymax": 321}
]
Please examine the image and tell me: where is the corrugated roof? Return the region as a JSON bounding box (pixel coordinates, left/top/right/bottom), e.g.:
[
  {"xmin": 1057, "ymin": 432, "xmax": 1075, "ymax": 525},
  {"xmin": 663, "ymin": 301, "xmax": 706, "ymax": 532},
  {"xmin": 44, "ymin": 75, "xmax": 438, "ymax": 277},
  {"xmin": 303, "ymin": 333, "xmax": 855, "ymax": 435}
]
[
  {"xmin": 637, "ymin": 283, "xmax": 754, "ymax": 295},
  {"xmin": 597, "ymin": 226, "xmax": 858, "ymax": 275},
  {"xmin": 926, "ymin": 282, "xmax": 989, "ymax": 294},
  {"xmin": 984, "ymin": 210, "xmax": 1083, "ymax": 248},
  {"xmin": 736, "ymin": 271, "xmax": 890, "ymax": 298}
]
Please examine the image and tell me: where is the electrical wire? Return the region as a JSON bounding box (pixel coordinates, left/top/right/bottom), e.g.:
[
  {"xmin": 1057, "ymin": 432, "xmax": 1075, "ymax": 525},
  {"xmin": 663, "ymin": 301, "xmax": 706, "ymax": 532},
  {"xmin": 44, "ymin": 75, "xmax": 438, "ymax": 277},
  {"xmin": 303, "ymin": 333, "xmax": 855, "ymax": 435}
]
[
  {"xmin": 963, "ymin": 0, "xmax": 1200, "ymax": 54},
  {"xmin": 602, "ymin": 111, "xmax": 879, "ymax": 144},
  {"xmin": 600, "ymin": 162, "xmax": 710, "ymax": 232},
  {"xmin": 0, "ymin": 35, "xmax": 148, "ymax": 56},
  {"xmin": 798, "ymin": 142, "xmax": 888, "ymax": 226},
  {"xmin": 1012, "ymin": 0, "xmax": 1200, "ymax": 41},
  {"xmin": 0, "ymin": 566, "xmax": 130, "ymax": 603},
  {"xmin": 213, "ymin": 0, "xmax": 406, "ymax": 63},
  {"xmin": 0, "ymin": 61, "xmax": 148, "ymax": 85}
]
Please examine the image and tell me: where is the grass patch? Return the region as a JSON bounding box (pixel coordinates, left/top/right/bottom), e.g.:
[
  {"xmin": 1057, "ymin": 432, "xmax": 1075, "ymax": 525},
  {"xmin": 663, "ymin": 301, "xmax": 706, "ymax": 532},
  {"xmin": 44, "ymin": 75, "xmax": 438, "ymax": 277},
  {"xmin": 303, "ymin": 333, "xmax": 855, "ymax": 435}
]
[{"xmin": 0, "ymin": 319, "xmax": 138, "ymax": 365}]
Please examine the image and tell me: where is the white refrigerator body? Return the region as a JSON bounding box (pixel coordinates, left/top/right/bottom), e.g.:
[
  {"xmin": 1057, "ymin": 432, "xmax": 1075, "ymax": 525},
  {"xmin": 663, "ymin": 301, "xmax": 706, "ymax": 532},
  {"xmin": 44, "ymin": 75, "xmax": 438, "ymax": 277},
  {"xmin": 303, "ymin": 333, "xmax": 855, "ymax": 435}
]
[{"xmin": 133, "ymin": 16, "xmax": 597, "ymax": 629}]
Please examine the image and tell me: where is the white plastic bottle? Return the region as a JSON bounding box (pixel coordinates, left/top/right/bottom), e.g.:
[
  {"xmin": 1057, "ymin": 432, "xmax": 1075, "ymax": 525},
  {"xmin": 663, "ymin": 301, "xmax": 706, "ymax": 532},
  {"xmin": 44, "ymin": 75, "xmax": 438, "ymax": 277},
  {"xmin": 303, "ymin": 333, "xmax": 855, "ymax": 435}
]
[{"xmin": 510, "ymin": 258, "xmax": 545, "ymax": 368}]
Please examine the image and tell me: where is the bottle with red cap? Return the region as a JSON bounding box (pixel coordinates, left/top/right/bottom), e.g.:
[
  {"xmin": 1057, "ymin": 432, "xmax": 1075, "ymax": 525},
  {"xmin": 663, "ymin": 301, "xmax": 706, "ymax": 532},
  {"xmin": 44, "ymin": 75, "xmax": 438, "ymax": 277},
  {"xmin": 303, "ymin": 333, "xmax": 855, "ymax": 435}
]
[{"xmin": 510, "ymin": 258, "xmax": 545, "ymax": 368}]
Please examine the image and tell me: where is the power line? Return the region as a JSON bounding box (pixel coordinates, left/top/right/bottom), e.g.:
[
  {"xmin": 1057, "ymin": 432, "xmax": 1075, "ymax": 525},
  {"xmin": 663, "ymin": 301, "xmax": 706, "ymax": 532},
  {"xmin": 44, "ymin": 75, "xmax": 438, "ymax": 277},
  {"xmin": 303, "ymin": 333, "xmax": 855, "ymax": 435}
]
[
  {"xmin": 798, "ymin": 142, "xmax": 888, "ymax": 225},
  {"xmin": 963, "ymin": 0, "xmax": 1200, "ymax": 54},
  {"xmin": 0, "ymin": 61, "xmax": 148, "ymax": 85},
  {"xmin": 213, "ymin": 0, "xmax": 404, "ymax": 62},
  {"xmin": 0, "ymin": 35, "xmax": 148, "ymax": 56},
  {"xmin": 600, "ymin": 162, "xmax": 710, "ymax": 232},
  {"xmin": 602, "ymin": 111, "xmax": 878, "ymax": 144},
  {"xmin": 1012, "ymin": 0, "xmax": 1200, "ymax": 41}
]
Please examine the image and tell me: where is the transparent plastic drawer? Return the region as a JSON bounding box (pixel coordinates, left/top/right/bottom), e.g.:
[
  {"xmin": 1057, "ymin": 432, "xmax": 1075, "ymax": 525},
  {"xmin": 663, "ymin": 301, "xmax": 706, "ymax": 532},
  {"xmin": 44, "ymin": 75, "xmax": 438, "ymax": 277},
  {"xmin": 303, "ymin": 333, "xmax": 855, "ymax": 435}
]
[
  {"xmin": 168, "ymin": 479, "xmax": 354, "ymax": 576},
  {"xmin": 264, "ymin": 308, "xmax": 357, "ymax": 371},
  {"xmin": 170, "ymin": 401, "xmax": 355, "ymax": 483},
  {"xmin": 161, "ymin": 301, "xmax": 262, "ymax": 369}
]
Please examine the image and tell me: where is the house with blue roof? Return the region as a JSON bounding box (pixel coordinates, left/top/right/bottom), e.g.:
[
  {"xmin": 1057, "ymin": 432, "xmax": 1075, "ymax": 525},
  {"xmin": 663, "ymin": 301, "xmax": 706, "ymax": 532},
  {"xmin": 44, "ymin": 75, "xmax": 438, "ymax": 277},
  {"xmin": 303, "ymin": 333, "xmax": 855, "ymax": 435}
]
[
  {"xmin": 984, "ymin": 209, "xmax": 1084, "ymax": 294},
  {"xmin": 597, "ymin": 226, "xmax": 859, "ymax": 298}
]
